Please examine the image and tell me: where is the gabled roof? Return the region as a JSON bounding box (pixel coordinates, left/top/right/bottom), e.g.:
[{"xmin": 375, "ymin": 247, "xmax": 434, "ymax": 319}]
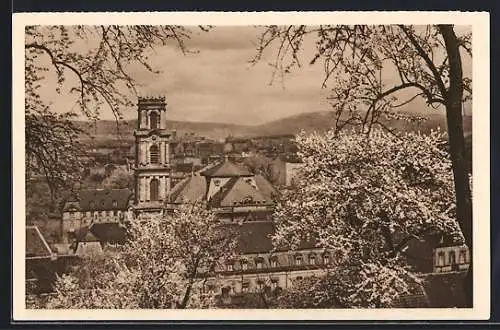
[
  {"xmin": 75, "ymin": 226, "xmax": 100, "ymax": 242},
  {"xmin": 26, "ymin": 226, "xmax": 53, "ymax": 259},
  {"xmin": 216, "ymin": 177, "xmax": 273, "ymax": 208},
  {"xmin": 90, "ymin": 222, "xmax": 128, "ymax": 244},
  {"xmin": 222, "ymin": 222, "xmax": 317, "ymax": 254},
  {"xmin": 200, "ymin": 159, "xmax": 253, "ymax": 177},
  {"xmin": 169, "ymin": 174, "xmax": 207, "ymax": 204},
  {"xmin": 254, "ymin": 174, "xmax": 278, "ymax": 199},
  {"xmin": 64, "ymin": 188, "xmax": 133, "ymax": 211}
]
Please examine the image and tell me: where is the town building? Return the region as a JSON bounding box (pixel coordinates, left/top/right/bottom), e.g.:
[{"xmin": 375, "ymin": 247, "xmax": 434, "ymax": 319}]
[
  {"xmin": 61, "ymin": 188, "xmax": 133, "ymax": 243},
  {"xmin": 270, "ymin": 156, "xmax": 304, "ymax": 187},
  {"xmin": 166, "ymin": 158, "xmax": 334, "ymax": 304}
]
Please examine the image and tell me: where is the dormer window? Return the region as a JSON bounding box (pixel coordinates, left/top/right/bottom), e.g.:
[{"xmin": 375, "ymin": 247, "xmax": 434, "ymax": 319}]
[
  {"xmin": 214, "ymin": 179, "xmax": 220, "ymax": 187},
  {"xmin": 449, "ymin": 251, "xmax": 456, "ymax": 265},
  {"xmin": 240, "ymin": 259, "xmax": 248, "ymax": 270},
  {"xmin": 459, "ymin": 250, "xmax": 467, "ymax": 264},
  {"xmin": 112, "ymin": 200, "xmax": 118, "ymax": 208},
  {"xmin": 89, "ymin": 201, "xmax": 95, "ymax": 209},
  {"xmin": 323, "ymin": 253, "xmax": 330, "ymax": 265},
  {"xmin": 270, "ymin": 256, "xmax": 278, "ymax": 268},
  {"xmin": 295, "ymin": 255, "xmax": 303, "ymax": 266},
  {"xmin": 255, "ymin": 257, "xmax": 264, "ymax": 269},
  {"xmin": 437, "ymin": 251, "xmax": 445, "ymax": 266},
  {"xmin": 241, "ymin": 281, "xmax": 250, "ymax": 293},
  {"xmin": 309, "ymin": 254, "xmax": 316, "ymax": 265}
]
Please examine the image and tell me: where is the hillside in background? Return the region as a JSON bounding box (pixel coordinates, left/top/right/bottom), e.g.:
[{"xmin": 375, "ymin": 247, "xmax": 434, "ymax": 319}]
[{"xmin": 76, "ymin": 110, "xmax": 473, "ymax": 146}]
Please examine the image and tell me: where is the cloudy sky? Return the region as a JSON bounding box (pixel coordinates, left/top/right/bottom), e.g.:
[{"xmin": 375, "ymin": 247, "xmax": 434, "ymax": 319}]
[{"xmin": 39, "ymin": 26, "xmax": 472, "ymax": 125}]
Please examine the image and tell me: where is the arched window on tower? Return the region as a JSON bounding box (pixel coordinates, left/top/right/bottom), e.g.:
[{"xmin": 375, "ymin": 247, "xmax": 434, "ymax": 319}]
[
  {"xmin": 150, "ymin": 178, "xmax": 159, "ymax": 201},
  {"xmin": 150, "ymin": 144, "xmax": 160, "ymax": 164},
  {"xmin": 150, "ymin": 112, "xmax": 159, "ymax": 130}
]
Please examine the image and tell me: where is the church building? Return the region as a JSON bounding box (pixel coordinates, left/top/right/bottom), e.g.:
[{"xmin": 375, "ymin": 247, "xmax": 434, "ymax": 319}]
[{"xmin": 132, "ymin": 96, "xmax": 175, "ymax": 217}]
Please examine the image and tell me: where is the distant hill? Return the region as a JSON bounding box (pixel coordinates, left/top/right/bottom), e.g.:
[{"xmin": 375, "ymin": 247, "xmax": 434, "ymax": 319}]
[
  {"xmin": 76, "ymin": 119, "xmax": 254, "ymax": 142},
  {"xmin": 76, "ymin": 110, "xmax": 473, "ymax": 145},
  {"xmin": 250, "ymin": 111, "xmax": 473, "ymax": 137}
]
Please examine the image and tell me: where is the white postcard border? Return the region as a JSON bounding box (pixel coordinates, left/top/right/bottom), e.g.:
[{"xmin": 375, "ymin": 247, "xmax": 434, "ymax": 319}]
[{"xmin": 12, "ymin": 11, "xmax": 491, "ymax": 321}]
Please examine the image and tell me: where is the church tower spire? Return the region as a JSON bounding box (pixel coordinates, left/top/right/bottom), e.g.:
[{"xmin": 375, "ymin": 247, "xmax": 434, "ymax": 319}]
[{"xmin": 133, "ymin": 95, "xmax": 173, "ymax": 217}]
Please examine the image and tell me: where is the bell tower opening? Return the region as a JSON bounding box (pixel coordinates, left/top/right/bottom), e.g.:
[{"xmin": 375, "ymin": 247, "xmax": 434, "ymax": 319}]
[
  {"xmin": 150, "ymin": 178, "xmax": 160, "ymax": 201},
  {"xmin": 150, "ymin": 112, "xmax": 159, "ymax": 130}
]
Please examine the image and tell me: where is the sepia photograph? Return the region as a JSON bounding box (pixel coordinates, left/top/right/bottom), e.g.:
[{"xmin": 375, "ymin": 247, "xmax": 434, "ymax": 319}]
[{"xmin": 12, "ymin": 12, "xmax": 490, "ymax": 320}]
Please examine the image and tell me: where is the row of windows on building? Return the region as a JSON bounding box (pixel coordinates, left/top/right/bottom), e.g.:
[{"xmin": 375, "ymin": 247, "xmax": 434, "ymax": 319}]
[
  {"xmin": 211, "ymin": 275, "xmax": 314, "ymax": 297},
  {"xmin": 435, "ymin": 249, "xmax": 468, "ymax": 267},
  {"xmin": 68, "ymin": 210, "xmax": 125, "ymax": 219},
  {"xmin": 224, "ymin": 253, "xmax": 331, "ymax": 272}
]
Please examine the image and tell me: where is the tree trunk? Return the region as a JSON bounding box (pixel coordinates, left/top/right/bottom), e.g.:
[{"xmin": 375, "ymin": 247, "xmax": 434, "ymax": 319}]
[{"xmin": 439, "ymin": 24, "xmax": 473, "ymax": 308}]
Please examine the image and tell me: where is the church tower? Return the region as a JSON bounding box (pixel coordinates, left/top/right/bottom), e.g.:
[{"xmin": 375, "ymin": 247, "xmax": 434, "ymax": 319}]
[{"xmin": 133, "ymin": 96, "xmax": 173, "ymax": 217}]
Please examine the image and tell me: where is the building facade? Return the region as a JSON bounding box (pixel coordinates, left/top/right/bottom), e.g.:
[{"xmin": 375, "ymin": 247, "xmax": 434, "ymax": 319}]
[
  {"xmin": 166, "ymin": 158, "xmax": 334, "ymax": 304},
  {"xmin": 133, "ymin": 96, "xmax": 174, "ymax": 216},
  {"xmin": 62, "ymin": 188, "xmax": 133, "ymax": 243}
]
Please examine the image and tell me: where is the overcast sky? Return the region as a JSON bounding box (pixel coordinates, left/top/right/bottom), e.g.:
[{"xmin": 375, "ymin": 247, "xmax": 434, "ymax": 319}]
[{"xmin": 39, "ymin": 26, "xmax": 472, "ymax": 125}]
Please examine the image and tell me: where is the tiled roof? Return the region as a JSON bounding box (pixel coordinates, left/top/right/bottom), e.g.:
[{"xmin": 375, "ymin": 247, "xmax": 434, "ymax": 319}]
[
  {"xmin": 172, "ymin": 162, "xmax": 195, "ymax": 173},
  {"xmin": 75, "ymin": 226, "xmax": 100, "ymax": 242},
  {"xmin": 90, "ymin": 222, "xmax": 128, "ymax": 244},
  {"xmin": 200, "ymin": 159, "xmax": 253, "ymax": 177},
  {"xmin": 169, "ymin": 174, "xmax": 207, "ymax": 204},
  {"xmin": 423, "ymin": 272, "xmax": 468, "ymax": 307},
  {"xmin": 395, "ymin": 271, "xmax": 469, "ymax": 308},
  {"xmin": 169, "ymin": 160, "xmax": 278, "ymax": 211},
  {"xmin": 222, "ymin": 222, "xmax": 317, "ymax": 254},
  {"xmin": 26, "ymin": 226, "xmax": 53, "ymax": 258},
  {"xmin": 64, "ymin": 188, "xmax": 133, "ymax": 211},
  {"xmin": 217, "ymin": 177, "xmax": 273, "ymax": 208},
  {"xmin": 254, "ymin": 174, "xmax": 278, "ymax": 199}
]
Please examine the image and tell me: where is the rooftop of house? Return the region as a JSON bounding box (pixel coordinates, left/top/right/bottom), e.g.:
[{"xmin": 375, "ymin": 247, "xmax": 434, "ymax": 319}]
[
  {"xmin": 208, "ymin": 176, "xmax": 274, "ymax": 208},
  {"xmin": 168, "ymin": 159, "xmax": 277, "ymax": 208},
  {"xmin": 221, "ymin": 221, "xmax": 317, "ymax": 255},
  {"xmin": 63, "ymin": 188, "xmax": 133, "ymax": 212},
  {"xmin": 26, "ymin": 226, "xmax": 53, "ymax": 259},
  {"xmin": 90, "ymin": 222, "xmax": 128, "ymax": 244},
  {"xmin": 396, "ymin": 271, "xmax": 469, "ymax": 308},
  {"xmin": 168, "ymin": 174, "xmax": 207, "ymax": 204}
]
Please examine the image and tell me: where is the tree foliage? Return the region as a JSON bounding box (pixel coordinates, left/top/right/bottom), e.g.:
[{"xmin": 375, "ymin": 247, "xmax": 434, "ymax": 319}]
[
  {"xmin": 253, "ymin": 24, "xmax": 474, "ymax": 306},
  {"xmin": 252, "ymin": 25, "xmax": 471, "ymax": 134},
  {"xmin": 272, "ymin": 128, "xmax": 462, "ymax": 307},
  {"xmin": 32, "ymin": 202, "xmax": 237, "ymax": 309}
]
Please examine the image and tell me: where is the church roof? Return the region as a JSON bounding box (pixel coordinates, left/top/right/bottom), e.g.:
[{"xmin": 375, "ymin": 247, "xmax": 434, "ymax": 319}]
[
  {"xmin": 210, "ymin": 177, "xmax": 273, "ymax": 208},
  {"xmin": 169, "ymin": 174, "xmax": 207, "ymax": 204},
  {"xmin": 26, "ymin": 226, "xmax": 53, "ymax": 259},
  {"xmin": 200, "ymin": 159, "xmax": 253, "ymax": 177},
  {"xmin": 254, "ymin": 174, "xmax": 278, "ymax": 199},
  {"xmin": 64, "ymin": 188, "xmax": 133, "ymax": 211}
]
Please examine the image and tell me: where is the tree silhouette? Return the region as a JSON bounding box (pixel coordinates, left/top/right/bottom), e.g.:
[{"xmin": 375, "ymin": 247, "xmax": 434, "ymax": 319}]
[{"xmin": 253, "ymin": 24, "xmax": 473, "ymax": 306}]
